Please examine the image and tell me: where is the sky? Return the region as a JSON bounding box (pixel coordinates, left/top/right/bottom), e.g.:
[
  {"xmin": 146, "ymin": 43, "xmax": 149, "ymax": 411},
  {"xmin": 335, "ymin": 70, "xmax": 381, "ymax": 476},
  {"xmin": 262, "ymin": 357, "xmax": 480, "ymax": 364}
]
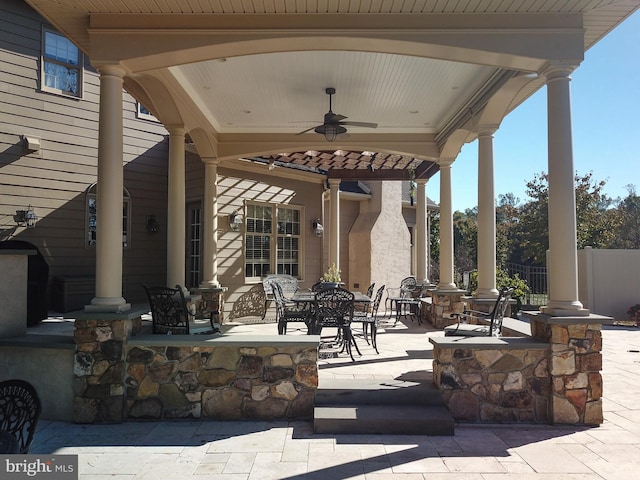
[{"xmin": 427, "ymin": 8, "xmax": 640, "ymax": 212}]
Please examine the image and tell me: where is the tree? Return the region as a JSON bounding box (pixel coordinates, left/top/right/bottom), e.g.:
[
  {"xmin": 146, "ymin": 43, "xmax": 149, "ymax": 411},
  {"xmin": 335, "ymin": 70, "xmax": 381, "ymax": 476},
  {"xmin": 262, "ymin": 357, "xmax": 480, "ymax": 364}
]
[
  {"xmin": 453, "ymin": 208, "xmax": 477, "ymax": 279},
  {"xmin": 611, "ymin": 185, "xmax": 640, "ymax": 248}
]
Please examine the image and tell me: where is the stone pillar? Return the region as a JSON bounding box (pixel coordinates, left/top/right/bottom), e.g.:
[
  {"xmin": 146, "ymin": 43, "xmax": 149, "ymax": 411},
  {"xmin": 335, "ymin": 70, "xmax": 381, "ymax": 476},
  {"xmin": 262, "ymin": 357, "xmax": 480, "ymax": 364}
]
[
  {"xmin": 166, "ymin": 126, "xmax": 187, "ymax": 288},
  {"xmin": 541, "ymin": 64, "xmax": 588, "ymax": 316},
  {"xmin": 476, "ymin": 126, "xmax": 499, "ymax": 298},
  {"xmin": 527, "ymin": 313, "xmax": 606, "ymax": 425},
  {"xmin": 88, "ymin": 65, "xmax": 129, "ymax": 313},
  {"xmin": 328, "ymin": 178, "xmax": 341, "ymax": 269},
  {"xmin": 416, "ymin": 179, "xmax": 429, "ymax": 285},
  {"xmin": 200, "ymin": 158, "xmax": 220, "ymax": 288},
  {"xmin": 438, "ymin": 162, "xmax": 456, "ymax": 290}
]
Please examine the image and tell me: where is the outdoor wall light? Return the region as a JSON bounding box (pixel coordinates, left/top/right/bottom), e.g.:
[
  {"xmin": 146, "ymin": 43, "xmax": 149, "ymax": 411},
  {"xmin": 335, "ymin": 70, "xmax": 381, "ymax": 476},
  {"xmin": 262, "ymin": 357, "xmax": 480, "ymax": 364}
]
[
  {"xmin": 21, "ymin": 135, "xmax": 41, "ymax": 152},
  {"xmin": 312, "ymin": 219, "xmax": 324, "ymax": 237},
  {"xmin": 229, "ymin": 210, "xmax": 243, "ymax": 231},
  {"xmin": 15, "ymin": 205, "xmax": 38, "ymax": 228},
  {"xmin": 146, "ymin": 215, "xmax": 160, "ymax": 233}
]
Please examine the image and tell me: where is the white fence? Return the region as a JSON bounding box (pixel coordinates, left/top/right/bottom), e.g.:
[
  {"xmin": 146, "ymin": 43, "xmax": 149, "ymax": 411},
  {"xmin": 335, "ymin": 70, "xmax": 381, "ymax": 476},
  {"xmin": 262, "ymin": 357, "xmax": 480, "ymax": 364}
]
[{"xmin": 578, "ymin": 247, "xmax": 640, "ymax": 320}]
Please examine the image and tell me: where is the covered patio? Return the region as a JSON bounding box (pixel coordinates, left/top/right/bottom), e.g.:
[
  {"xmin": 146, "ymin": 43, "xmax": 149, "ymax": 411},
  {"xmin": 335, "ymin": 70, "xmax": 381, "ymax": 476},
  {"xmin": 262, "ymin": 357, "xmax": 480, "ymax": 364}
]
[{"xmin": 7, "ymin": 0, "xmax": 636, "ymax": 426}]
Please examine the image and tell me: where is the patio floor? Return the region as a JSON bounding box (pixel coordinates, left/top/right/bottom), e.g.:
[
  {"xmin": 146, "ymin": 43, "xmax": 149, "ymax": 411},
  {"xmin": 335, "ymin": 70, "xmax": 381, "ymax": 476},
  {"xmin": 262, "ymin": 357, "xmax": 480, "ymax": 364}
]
[{"xmin": 26, "ymin": 312, "xmax": 640, "ymax": 479}]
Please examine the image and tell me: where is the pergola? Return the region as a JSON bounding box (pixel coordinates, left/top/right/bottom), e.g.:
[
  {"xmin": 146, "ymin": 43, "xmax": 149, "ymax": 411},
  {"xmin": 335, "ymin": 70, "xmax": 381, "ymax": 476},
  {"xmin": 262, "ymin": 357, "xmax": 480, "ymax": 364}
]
[{"xmin": 25, "ymin": 0, "xmax": 639, "ymax": 318}]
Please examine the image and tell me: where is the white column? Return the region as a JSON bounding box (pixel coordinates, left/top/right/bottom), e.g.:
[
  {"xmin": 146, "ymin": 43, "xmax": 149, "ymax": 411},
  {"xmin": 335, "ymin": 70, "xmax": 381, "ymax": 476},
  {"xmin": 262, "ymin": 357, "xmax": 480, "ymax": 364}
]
[
  {"xmin": 438, "ymin": 162, "xmax": 457, "ymax": 290},
  {"xmin": 416, "ymin": 179, "xmax": 429, "ymax": 285},
  {"xmin": 476, "ymin": 126, "xmax": 499, "ymax": 298},
  {"xmin": 200, "ymin": 158, "xmax": 220, "ymax": 287},
  {"xmin": 328, "ymin": 178, "xmax": 341, "ymax": 269},
  {"xmin": 166, "ymin": 126, "xmax": 186, "ymax": 288},
  {"xmin": 541, "ymin": 64, "xmax": 587, "ymax": 315},
  {"xmin": 88, "ymin": 65, "xmax": 129, "ymax": 312}
]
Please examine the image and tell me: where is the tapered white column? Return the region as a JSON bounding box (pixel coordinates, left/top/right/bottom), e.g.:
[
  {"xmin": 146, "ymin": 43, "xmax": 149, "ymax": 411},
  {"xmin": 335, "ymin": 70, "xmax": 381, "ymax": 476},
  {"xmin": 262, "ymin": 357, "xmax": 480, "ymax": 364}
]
[
  {"xmin": 328, "ymin": 178, "xmax": 341, "ymax": 269},
  {"xmin": 416, "ymin": 179, "xmax": 429, "ymax": 285},
  {"xmin": 200, "ymin": 158, "xmax": 220, "ymax": 287},
  {"xmin": 166, "ymin": 126, "xmax": 186, "ymax": 288},
  {"xmin": 438, "ymin": 162, "xmax": 456, "ymax": 290},
  {"xmin": 476, "ymin": 126, "xmax": 499, "ymax": 298},
  {"xmin": 541, "ymin": 65, "xmax": 587, "ymax": 315},
  {"xmin": 88, "ymin": 65, "xmax": 129, "ymax": 312}
]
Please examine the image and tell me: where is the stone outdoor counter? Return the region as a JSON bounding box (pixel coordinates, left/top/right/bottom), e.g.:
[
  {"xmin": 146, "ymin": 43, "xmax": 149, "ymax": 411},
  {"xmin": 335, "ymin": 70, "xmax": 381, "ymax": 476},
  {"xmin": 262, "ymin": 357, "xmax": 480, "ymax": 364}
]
[
  {"xmin": 71, "ymin": 308, "xmax": 319, "ymax": 423},
  {"xmin": 124, "ymin": 335, "xmax": 319, "ymax": 421},
  {"xmin": 430, "ymin": 335, "xmax": 551, "ymax": 423}
]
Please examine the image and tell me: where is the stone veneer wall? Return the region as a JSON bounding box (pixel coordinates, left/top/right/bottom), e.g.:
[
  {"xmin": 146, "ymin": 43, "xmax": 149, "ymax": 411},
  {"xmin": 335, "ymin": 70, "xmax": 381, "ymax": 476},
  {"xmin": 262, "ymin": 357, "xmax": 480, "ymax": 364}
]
[
  {"xmin": 124, "ymin": 341, "xmax": 317, "ymax": 420},
  {"xmin": 431, "ymin": 338, "xmax": 550, "ymax": 423},
  {"xmin": 528, "ymin": 315, "xmax": 604, "ymax": 425},
  {"xmin": 425, "ymin": 290, "xmax": 467, "ymax": 329},
  {"xmin": 72, "ymin": 309, "xmax": 319, "ymax": 423}
]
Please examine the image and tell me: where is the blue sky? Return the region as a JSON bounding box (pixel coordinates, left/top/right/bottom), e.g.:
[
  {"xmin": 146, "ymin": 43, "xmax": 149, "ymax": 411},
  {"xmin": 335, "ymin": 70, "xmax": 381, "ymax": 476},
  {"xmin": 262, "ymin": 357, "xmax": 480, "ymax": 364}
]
[{"xmin": 427, "ymin": 9, "xmax": 640, "ymax": 212}]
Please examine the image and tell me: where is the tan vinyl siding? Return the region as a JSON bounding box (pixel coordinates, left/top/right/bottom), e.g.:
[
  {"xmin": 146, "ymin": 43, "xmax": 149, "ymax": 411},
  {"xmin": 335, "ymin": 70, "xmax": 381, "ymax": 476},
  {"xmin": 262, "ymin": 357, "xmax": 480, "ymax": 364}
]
[{"xmin": 1, "ymin": 0, "xmax": 169, "ymax": 306}]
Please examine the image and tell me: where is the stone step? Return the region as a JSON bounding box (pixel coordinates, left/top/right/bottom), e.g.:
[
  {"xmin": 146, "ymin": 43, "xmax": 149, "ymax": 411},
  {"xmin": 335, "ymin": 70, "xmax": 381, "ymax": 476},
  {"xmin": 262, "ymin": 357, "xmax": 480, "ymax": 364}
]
[
  {"xmin": 314, "ymin": 404, "xmax": 455, "ymax": 435},
  {"xmin": 314, "ymin": 379, "xmax": 455, "ymax": 435},
  {"xmin": 315, "ymin": 378, "xmax": 445, "ymax": 406}
]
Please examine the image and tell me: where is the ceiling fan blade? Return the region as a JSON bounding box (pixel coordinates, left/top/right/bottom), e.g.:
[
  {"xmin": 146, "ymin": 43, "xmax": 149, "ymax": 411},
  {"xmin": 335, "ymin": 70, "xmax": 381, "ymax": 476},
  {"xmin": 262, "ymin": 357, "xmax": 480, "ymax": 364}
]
[
  {"xmin": 296, "ymin": 125, "xmax": 322, "ymax": 135},
  {"xmin": 326, "ymin": 113, "xmax": 347, "ymax": 123},
  {"xmin": 340, "ymin": 121, "xmax": 378, "ymax": 128}
]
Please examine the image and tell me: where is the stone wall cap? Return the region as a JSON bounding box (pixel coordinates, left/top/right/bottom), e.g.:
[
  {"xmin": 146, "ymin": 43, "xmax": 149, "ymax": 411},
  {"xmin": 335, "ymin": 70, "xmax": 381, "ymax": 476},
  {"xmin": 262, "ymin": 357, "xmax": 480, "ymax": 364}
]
[
  {"xmin": 128, "ymin": 334, "xmax": 321, "ymax": 348},
  {"xmin": 72, "ymin": 306, "xmax": 149, "ymax": 321},
  {"xmin": 521, "ymin": 311, "xmax": 615, "ymax": 325},
  {"xmin": 429, "ymin": 335, "xmax": 548, "ymax": 350},
  {"xmin": 0, "ymin": 249, "xmax": 36, "ymax": 255}
]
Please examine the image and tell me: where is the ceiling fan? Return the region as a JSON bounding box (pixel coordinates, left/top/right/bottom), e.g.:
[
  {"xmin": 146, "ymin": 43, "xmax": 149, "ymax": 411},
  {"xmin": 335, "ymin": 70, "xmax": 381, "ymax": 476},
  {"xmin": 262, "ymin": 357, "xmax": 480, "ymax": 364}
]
[{"xmin": 296, "ymin": 87, "xmax": 378, "ymax": 142}]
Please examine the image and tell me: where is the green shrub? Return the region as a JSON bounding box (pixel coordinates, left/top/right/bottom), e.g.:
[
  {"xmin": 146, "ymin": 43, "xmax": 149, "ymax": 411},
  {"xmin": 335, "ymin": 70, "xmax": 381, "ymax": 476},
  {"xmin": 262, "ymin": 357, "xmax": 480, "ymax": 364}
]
[{"xmin": 467, "ymin": 268, "xmax": 530, "ymax": 312}]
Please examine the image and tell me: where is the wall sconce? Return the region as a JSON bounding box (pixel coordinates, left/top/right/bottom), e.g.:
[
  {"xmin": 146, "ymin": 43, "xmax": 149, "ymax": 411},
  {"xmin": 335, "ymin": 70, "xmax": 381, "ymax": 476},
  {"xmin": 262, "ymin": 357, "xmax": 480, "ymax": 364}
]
[
  {"xmin": 229, "ymin": 210, "xmax": 243, "ymax": 232},
  {"xmin": 14, "ymin": 205, "xmax": 38, "ymax": 228},
  {"xmin": 146, "ymin": 215, "xmax": 159, "ymax": 233},
  {"xmin": 21, "ymin": 135, "xmax": 41, "ymax": 152},
  {"xmin": 312, "ymin": 219, "xmax": 323, "ymax": 237}
]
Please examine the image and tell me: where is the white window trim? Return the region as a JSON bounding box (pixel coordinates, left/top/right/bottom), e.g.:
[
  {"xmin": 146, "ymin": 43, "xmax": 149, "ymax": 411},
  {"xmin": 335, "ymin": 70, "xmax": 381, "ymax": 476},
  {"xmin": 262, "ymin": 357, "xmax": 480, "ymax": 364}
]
[
  {"xmin": 136, "ymin": 102, "xmax": 160, "ymax": 122},
  {"xmin": 86, "ymin": 183, "xmax": 131, "ymax": 248},
  {"xmin": 41, "ymin": 26, "xmax": 84, "ymax": 99},
  {"xmin": 244, "ymin": 202, "xmax": 304, "ymax": 282}
]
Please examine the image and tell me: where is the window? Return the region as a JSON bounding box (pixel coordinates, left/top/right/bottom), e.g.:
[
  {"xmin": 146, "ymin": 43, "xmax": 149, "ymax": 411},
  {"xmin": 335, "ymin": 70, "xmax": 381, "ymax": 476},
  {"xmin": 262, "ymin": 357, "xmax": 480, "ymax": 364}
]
[
  {"xmin": 136, "ymin": 103, "xmax": 159, "ymax": 122},
  {"xmin": 186, "ymin": 203, "xmax": 202, "ymax": 288},
  {"xmin": 41, "ymin": 28, "xmax": 83, "ymax": 97},
  {"xmin": 86, "ymin": 184, "xmax": 131, "ymax": 247},
  {"xmin": 245, "ymin": 203, "xmax": 302, "ymax": 280}
]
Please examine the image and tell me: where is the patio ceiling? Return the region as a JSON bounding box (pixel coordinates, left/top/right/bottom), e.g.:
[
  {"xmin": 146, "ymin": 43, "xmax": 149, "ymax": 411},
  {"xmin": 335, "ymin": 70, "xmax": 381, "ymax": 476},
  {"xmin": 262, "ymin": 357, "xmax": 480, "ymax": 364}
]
[{"xmin": 26, "ymin": 0, "xmax": 640, "ymax": 181}]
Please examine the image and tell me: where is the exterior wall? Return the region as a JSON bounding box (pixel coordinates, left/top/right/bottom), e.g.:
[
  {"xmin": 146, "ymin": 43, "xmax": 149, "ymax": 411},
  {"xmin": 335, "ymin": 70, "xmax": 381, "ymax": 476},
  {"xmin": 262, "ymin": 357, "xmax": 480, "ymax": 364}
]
[
  {"xmin": 0, "ymin": 0, "xmax": 170, "ymax": 308},
  {"xmin": 578, "ymin": 247, "xmax": 640, "ymax": 320}
]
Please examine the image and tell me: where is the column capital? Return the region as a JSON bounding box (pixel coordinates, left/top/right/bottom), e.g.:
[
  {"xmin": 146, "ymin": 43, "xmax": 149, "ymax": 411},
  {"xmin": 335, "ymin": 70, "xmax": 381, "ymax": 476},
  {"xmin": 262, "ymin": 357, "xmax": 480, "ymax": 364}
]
[
  {"xmin": 415, "ymin": 178, "xmax": 427, "ymax": 186},
  {"xmin": 477, "ymin": 125, "xmax": 498, "ymax": 137},
  {"xmin": 166, "ymin": 125, "xmax": 187, "ymax": 137},
  {"xmin": 201, "ymin": 157, "xmax": 220, "ymax": 166},
  {"xmin": 540, "ymin": 62, "xmax": 577, "ymax": 82},
  {"xmin": 328, "ymin": 178, "xmax": 342, "ymax": 187},
  {"xmin": 96, "ymin": 64, "xmax": 127, "ymax": 78}
]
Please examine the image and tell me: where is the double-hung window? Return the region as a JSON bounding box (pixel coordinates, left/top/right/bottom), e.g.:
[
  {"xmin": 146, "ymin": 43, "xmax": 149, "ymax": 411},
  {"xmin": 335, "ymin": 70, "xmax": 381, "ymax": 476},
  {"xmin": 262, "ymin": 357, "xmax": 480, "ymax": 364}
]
[
  {"xmin": 245, "ymin": 203, "xmax": 302, "ymax": 280},
  {"xmin": 86, "ymin": 184, "xmax": 131, "ymax": 247},
  {"xmin": 42, "ymin": 27, "xmax": 83, "ymax": 97}
]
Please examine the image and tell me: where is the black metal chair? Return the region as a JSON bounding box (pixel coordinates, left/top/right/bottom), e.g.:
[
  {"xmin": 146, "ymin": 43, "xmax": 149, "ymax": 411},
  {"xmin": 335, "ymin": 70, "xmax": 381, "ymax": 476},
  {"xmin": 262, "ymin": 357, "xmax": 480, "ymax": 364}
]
[
  {"xmin": 445, "ymin": 287, "xmax": 514, "ymax": 337},
  {"xmin": 354, "ymin": 284, "xmax": 385, "ymax": 353},
  {"xmin": 143, "ymin": 284, "xmax": 218, "ymax": 334},
  {"xmin": 313, "ymin": 287, "xmax": 358, "ymax": 361},
  {"xmin": 0, "ymin": 379, "xmax": 41, "ymax": 454},
  {"xmin": 272, "ymin": 282, "xmax": 314, "ymax": 334},
  {"xmin": 386, "ymin": 276, "xmax": 419, "ymax": 324}
]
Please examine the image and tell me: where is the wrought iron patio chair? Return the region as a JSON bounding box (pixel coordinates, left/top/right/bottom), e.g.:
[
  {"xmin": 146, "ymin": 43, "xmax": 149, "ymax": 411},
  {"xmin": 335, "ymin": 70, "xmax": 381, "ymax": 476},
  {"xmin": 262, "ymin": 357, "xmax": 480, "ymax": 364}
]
[
  {"xmin": 353, "ymin": 284, "xmax": 385, "ymax": 353},
  {"xmin": 0, "ymin": 379, "xmax": 41, "ymax": 454},
  {"xmin": 272, "ymin": 282, "xmax": 314, "ymax": 334},
  {"xmin": 313, "ymin": 287, "xmax": 359, "ymax": 361},
  {"xmin": 445, "ymin": 287, "xmax": 514, "ymax": 337},
  {"xmin": 386, "ymin": 276, "xmax": 419, "ymax": 323},
  {"xmin": 143, "ymin": 284, "xmax": 217, "ymax": 334}
]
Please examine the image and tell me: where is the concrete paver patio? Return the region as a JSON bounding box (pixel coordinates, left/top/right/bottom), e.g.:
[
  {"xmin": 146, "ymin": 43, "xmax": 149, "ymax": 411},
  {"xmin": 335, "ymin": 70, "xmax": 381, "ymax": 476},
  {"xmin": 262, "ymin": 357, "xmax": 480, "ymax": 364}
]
[{"xmin": 27, "ymin": 314, "xmax": 640, "ymax": 479}]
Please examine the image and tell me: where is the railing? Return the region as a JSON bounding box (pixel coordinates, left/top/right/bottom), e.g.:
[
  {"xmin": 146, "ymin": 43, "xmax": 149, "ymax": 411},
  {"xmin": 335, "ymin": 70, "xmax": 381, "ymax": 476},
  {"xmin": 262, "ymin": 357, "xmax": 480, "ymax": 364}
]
[{"xmin": 506, "ymin": 263, "xmax": 548, "ymax": 305}]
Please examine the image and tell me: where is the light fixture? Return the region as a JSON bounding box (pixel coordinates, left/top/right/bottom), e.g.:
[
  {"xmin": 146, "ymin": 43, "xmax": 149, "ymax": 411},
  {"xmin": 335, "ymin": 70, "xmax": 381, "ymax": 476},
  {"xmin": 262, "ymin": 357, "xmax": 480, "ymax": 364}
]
[
  {"xmin": 229, "ymin": 210, "xmax": 243, "ymax": 231},
  {"xmin": 146, "ymin": 215, "xmax": 159, "ymax": 233},
  {"xmin": 312, "ymin": 219, "xmax": 324, "ymax": 237},
  {"xmin": 21, "ymin": 135, "xmax": 41, "ymax": 152},
  {"xmin": 14, "ymin": 205, "xmax": 37, "ymax": 228}
]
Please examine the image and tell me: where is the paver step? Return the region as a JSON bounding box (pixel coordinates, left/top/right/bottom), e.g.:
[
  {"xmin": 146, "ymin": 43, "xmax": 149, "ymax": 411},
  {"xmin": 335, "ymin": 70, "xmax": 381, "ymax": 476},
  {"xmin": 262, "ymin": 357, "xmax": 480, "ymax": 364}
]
[
  {"xmin": 314, "ymin": 404, "xmax": 455, "ymax": 435},
  {"xmin": 316, "ymin": 378, "xmax": 444, "ymax": 406}
]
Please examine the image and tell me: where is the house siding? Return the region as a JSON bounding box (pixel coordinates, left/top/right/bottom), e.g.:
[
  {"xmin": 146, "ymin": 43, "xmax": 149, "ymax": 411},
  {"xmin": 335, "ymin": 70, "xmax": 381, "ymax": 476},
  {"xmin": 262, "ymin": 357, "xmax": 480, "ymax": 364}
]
[{"xmin": 0, "ymin": 0, "xmax": 169, "ymax": 307}]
